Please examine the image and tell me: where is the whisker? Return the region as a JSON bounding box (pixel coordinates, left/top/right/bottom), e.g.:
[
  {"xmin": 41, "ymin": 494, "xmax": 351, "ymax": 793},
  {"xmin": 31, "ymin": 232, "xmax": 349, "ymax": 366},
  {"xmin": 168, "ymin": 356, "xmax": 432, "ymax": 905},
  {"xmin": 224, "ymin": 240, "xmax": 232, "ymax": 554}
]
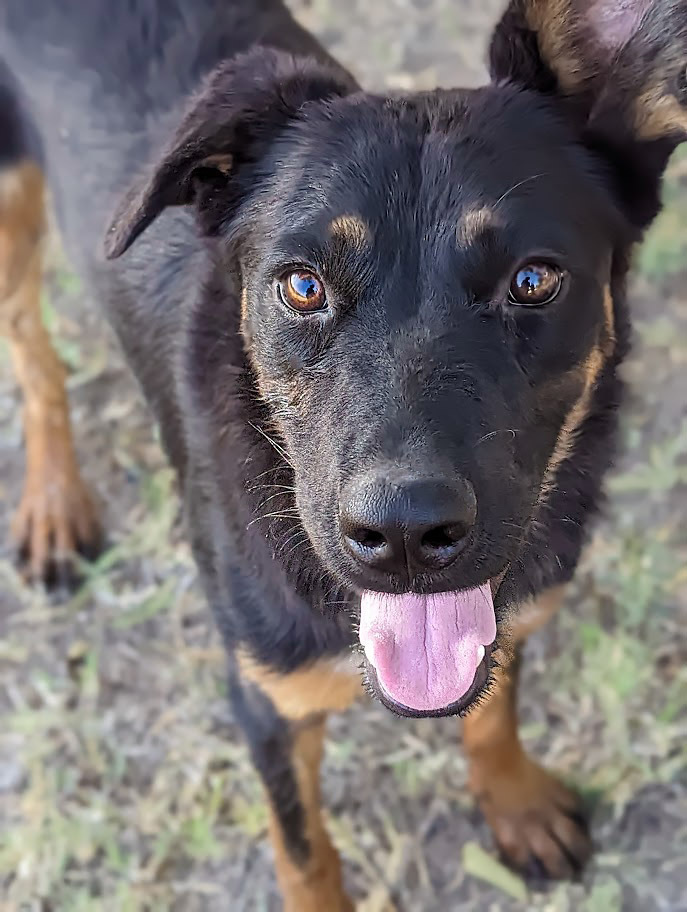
[
  {"xmin": 247, "ymin": 510, "xmax": 299, "ymax": 528},
  {"xmin": 277, "ymin": 528, "xmax": 308, "ymax": 556},
  {"xmin": 247, "ymin": 421, "xmax": 294, "ymax": 468},
  {"xmin": 249, "ymin": 465, "xmax": 288, "ymax": 483},
  {"xmin": 280, "ymin": 535, "xmax": 314, "ymax": 563},
  {"xmin": 282, "ymin": 538, "xmax": 314, "ymax": 563},
  {"xmin": 255, "ymin": 490, "xmax": 297, "ymax": 509},
  {"xmin": 246, "ymin": 483, "xmax": 297, "ymax": 495},
  {"xmin": 494, "ymin": 173, "xmax": 547, "ymax": 208}
]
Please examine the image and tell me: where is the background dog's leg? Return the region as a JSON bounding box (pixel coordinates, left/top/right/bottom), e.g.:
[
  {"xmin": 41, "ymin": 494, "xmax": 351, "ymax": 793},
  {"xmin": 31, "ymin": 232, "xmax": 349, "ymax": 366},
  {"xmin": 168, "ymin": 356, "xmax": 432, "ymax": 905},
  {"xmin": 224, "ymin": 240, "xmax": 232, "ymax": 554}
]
[
  {"xmin": 462, "ymin": 586, "xmax": 592, "ymax": 879},
  {"xmin": 233, "ymin": 655, "xmax": 360, "ymax": 912},
  {"xmin": 0, "ymin": 160, "xmax": 100, "ymax": 586}
]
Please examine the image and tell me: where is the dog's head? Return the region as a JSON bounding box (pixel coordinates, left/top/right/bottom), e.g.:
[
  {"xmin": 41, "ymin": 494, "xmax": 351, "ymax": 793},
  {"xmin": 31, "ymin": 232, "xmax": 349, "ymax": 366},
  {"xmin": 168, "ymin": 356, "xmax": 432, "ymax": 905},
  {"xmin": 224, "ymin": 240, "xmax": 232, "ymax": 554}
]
[{"xmin": 107, "ymin": 0, "xmax": 687, "ymax": 717}]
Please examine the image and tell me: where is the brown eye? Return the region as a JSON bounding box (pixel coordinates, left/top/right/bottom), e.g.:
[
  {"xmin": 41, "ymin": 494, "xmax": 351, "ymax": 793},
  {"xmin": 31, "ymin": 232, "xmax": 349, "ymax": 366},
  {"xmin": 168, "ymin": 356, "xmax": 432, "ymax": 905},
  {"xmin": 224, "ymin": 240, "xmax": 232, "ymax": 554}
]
[
  {"xmin": 278, "ymin": 269, "xmax": 327, "ymax": 313},
  {"xmin": 508, "ymin": 262, "xmax": 563, "ymax": 307}
]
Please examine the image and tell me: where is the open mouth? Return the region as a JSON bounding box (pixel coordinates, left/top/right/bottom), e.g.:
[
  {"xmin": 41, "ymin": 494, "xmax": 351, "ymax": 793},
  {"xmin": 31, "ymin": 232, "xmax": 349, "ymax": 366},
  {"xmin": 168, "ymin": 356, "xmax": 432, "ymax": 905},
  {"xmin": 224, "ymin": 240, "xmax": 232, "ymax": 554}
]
[{"xmin": 359, "ymin": 584, "xmax": 497, "ymax": 718}]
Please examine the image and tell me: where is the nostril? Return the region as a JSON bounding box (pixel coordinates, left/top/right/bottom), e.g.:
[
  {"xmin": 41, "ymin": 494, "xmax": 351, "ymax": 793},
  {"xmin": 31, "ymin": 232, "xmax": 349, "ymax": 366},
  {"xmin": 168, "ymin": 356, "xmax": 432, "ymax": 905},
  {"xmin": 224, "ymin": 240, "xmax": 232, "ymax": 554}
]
[
  {"xmin": 421, "ymin": 523, "xmax": 468, "ymax": 552},
  {"xmin": 348, "ymin": 527, "xmax": 387, "ymax": 550},
  {"xmin": 341, "ymin": 473, "xmax": 476, "ymax": 575}
]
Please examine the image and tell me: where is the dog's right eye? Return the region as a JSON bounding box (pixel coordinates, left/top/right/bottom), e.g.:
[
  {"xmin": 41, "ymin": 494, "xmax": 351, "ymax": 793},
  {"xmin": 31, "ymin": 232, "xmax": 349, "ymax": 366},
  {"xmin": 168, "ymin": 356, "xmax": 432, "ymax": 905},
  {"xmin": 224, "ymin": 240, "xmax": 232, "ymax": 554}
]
[{"xmin": 277, "ymin": 270, "xmax": 327, "ymax": 313}]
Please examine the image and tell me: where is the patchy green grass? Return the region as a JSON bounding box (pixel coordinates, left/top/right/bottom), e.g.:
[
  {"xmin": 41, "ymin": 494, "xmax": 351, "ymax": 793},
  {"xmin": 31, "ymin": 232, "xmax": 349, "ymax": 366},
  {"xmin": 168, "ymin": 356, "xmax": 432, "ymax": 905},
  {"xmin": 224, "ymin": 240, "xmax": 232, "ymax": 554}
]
[
  {"xmin": 2, "ymin": 2, "xmax": 687, "ymax": 910},
  {"xmin": 638, "ymin": 146, "xmax": 687, "ymax": 280}
]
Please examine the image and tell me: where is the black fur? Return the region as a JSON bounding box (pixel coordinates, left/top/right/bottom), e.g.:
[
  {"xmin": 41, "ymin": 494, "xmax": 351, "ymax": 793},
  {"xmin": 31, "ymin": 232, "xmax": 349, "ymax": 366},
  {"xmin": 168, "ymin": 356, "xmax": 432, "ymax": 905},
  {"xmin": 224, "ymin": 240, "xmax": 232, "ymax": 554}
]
[
  {"xmin": 2, "ymin": 0, "xmax": 686, "ymax": 882},
  {"xmin": 0, "ymin": 59, "xmax": 41, "ymax": 168},
  {"xmin": 229, "ymin": 675, "xmax": 310, "ymax": 864}
]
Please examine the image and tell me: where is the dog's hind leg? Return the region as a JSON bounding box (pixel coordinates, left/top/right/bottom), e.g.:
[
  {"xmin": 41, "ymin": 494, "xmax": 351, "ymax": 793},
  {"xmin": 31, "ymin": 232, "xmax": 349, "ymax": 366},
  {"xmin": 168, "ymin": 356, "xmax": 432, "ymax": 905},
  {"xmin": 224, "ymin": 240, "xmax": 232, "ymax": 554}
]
[
  {"xmin": 0, "ymin": 156, "xmax": 100, "ymax": 586},
  {"xmin": 461, "ymin": 586, "xmax": 592, "ymax": 880},
  {"xmin": 233, "ymin": 653, "xmax": 361, "ymax": 912}
]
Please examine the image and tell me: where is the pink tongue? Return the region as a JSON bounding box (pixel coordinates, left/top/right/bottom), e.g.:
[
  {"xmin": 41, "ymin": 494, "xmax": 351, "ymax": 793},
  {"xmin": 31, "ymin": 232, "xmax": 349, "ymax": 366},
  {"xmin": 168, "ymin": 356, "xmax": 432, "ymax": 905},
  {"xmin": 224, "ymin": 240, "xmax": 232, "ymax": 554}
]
[{"xmin": 359, "ymin": 586, "xmax": 496, "ymax": 712}]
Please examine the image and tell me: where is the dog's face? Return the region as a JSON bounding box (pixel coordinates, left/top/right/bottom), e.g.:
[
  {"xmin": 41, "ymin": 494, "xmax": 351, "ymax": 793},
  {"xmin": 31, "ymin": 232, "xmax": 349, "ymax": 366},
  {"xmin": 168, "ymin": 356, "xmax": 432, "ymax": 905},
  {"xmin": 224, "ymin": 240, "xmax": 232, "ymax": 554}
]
[
  {"xmin": 233, "ymin": 89, "xmax": 623, "ymax": 715},
  {"xmin": 107, "ymin": 0, "xmax": 687, "ymax": 717},
  {"xmin": 239, "ymin": 88, "xmax": 618, "ymax": 596}
]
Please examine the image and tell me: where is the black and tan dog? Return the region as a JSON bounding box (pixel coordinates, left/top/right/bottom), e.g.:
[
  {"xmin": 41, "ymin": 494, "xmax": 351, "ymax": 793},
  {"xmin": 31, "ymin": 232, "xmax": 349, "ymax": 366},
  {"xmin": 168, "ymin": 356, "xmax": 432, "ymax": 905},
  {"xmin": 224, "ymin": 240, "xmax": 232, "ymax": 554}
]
[{"xmin": 2, "ymin": 0, "xmax": 687, "ymax": 907}]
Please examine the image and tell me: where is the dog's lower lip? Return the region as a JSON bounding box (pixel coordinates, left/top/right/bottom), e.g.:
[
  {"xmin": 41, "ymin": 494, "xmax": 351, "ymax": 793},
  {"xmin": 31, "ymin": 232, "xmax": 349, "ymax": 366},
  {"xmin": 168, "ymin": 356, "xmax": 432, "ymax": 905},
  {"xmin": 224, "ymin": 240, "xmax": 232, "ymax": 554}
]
[
  {"xmin": 350, "ymin": 568, "xmax": 509, "ymax": 600},
  {"xmin": 364, "ymin": 644, "xmax": 493, "ymax": 719}
]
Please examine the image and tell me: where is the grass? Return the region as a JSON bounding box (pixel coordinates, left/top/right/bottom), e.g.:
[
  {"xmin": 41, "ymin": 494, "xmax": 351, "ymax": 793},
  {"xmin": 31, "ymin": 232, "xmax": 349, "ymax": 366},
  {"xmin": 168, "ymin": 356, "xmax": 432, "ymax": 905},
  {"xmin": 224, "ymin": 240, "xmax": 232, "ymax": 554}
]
[
  {"xmin": 637, "ymin": 146, "xmax": 687, "ymax": 280},
  {"xmin": 2, "ymin": 5, "xmax": 687, "ymax": 909},
  {"xmin": 3, "ymin": 242, "xmax": 685, "ymax": 912}
]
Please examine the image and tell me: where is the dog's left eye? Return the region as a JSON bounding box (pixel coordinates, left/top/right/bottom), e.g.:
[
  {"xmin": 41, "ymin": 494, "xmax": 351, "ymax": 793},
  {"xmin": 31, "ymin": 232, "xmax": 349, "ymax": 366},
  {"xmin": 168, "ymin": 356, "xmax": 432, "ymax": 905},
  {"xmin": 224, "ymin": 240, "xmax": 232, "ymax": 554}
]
[
  {"xmin": 508, "ymin": 263, "xmax": 563, "ymax": 307},
  {"xmin": 278, "ymin": 269, "xmax": 327, "ymax": 313}
]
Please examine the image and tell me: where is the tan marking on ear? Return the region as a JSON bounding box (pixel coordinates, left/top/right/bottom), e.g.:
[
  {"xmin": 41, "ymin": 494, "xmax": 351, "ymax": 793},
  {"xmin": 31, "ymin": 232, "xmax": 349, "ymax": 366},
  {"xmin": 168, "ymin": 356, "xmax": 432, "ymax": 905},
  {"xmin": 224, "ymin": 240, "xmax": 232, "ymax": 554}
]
[
  {"xmin": 524, "ymin": 0, "xmax": 587, "ymax": 93},
  {"xmin": 457, "ymin": 206, "xmax": 498, "ymax": 246},
  {"xmin": 635, "ymin": 86, "xmax": 687, "ymax": 141},
  {"xmin": 201, "ymin": 152, "xmax": 233, "ymax": 174},
  {"xmin": 522, "ymin": 2, "xmax": 687, "ymax": 145},
  {"xmin": 538, "ymin": 341, "xmax": 606, "ymax": 507},
  {"xmin": 328, "ymin": 214, "xmax": 370, "ymax": 247},
  {"xmin": 237, "ymin": 651, "xmax": 363, "ymax": 720}
]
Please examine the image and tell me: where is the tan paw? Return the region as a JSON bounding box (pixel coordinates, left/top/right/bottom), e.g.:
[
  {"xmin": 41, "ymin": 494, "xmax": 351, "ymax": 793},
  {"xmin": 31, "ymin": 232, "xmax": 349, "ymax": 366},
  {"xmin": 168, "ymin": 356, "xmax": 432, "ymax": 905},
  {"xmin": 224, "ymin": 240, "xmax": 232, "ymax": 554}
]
[
  {"xmin": 470, "ymin": 753, "xmax": 592, "ymax": 880},
  {"xmin": 12, "ymin": 446, "xmax": 101, "ymax": 588}
]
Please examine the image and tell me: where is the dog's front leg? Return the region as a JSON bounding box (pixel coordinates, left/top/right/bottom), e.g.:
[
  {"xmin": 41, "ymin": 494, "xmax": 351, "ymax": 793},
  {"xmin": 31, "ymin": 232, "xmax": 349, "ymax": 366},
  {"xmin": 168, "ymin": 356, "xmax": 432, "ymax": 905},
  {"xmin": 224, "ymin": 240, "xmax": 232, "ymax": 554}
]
[
  {"xmin": 462, "ymin": 586, "xmax": 593, "ymax": 880},
  {"xmin": 231, "ymin": 653, "xmax": 360, "ymax": 912},
  {"xmin": 0, "ymin": 159, "xmax": 100, "ymax": 585}
]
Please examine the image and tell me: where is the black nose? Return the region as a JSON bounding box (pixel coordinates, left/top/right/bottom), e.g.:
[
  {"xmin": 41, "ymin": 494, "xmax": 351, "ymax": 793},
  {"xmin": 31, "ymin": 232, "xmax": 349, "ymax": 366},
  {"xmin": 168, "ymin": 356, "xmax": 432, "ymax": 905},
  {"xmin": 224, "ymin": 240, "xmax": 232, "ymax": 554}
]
[{"xmin": 340, "ymin": 473, "xmax": 477, "ymax": 576}]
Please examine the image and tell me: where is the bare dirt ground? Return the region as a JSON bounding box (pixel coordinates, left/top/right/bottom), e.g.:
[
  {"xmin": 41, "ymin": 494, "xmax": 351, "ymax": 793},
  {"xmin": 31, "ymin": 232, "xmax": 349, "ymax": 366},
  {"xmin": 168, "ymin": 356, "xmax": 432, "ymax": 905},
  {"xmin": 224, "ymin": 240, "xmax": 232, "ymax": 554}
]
[{"xmin": 2, "ymin": 2, "xmax": 687, "ymax": 910}]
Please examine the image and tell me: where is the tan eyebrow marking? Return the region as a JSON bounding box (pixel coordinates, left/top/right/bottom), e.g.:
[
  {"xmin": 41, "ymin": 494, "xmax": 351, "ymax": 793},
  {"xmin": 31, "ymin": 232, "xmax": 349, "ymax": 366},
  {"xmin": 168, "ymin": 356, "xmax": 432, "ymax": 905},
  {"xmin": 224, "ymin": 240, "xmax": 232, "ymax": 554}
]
[
  {"xmin": 328, "ymin": 214, "xmax": 371, "ymax": 247},
  {"xmin": 456, "ymin": 206, "xmax": 499, "ymax": 246}
]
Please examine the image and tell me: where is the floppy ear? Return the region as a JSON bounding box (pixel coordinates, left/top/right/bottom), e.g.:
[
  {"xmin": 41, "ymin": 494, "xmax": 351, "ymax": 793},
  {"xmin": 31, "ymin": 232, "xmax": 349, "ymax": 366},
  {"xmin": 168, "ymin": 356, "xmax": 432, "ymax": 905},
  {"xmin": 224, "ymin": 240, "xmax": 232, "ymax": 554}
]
[
  {"xmin": 104, "ymin": 48, "xmax": 357, "ymax": 258},
  {"xmin": 490, "ymin": 0, "xmax": 687, "ymax": 225}
]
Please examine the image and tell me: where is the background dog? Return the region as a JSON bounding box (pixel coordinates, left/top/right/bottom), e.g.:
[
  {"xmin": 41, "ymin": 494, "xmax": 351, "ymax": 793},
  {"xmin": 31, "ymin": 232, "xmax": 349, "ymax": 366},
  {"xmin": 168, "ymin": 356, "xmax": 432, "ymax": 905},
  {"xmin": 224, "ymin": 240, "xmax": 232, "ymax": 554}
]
[{"xmin": 1, "ymin": 1, "xmax": 687, "ymax": 909}]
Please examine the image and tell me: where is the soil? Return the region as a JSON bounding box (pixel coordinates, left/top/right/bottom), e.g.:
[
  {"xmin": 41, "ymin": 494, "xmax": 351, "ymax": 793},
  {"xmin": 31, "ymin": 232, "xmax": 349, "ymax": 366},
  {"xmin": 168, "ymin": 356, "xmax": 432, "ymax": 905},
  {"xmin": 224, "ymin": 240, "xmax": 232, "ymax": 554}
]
[{"xmin": 2, "ymin": 2, "xmax": 687, "ymax": 910}]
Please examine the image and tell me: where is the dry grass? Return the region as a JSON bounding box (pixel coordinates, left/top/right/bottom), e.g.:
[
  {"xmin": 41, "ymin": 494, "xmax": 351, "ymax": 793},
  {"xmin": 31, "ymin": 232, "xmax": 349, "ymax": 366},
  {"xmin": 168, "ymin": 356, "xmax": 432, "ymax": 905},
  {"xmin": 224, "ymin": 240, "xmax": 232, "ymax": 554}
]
[{"xmin": 2, "ymin": 2, "xmax": 687, "ymax": 909}]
